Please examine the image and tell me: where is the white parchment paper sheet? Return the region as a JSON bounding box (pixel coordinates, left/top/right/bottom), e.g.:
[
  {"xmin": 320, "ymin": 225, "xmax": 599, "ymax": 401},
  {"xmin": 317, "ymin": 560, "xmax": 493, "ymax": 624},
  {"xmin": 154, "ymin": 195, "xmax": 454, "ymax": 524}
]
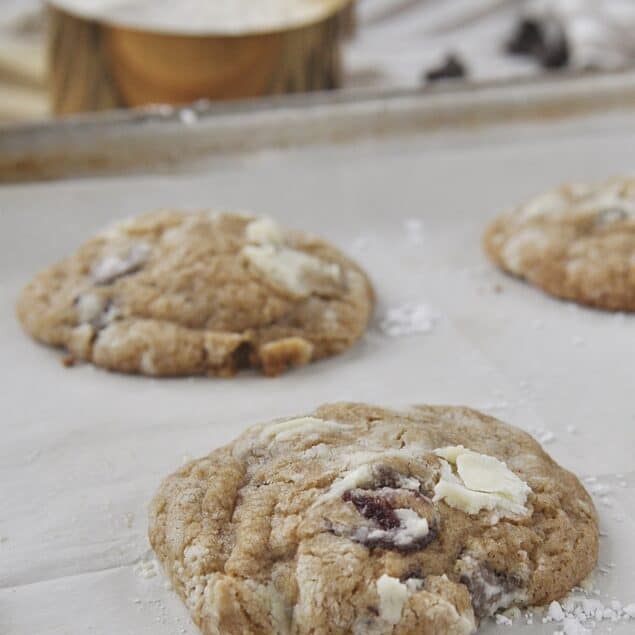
[{"xmin": 1, "ymin": 112, "xmax": 633, "ymax": 633}]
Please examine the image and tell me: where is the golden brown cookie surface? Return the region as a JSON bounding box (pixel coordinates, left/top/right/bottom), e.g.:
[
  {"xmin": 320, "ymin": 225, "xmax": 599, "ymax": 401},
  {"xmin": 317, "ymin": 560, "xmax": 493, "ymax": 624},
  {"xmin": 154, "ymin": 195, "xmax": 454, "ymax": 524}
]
[
  {"xmin": 484, "ymin": 176, "xmax": 635, "ymax": 311},
  {"xmin": 149, "ymin": 402, "xmax": 598, "ymax": 634},
  {"xmin": 17, "ymin": 211, "xmax": 374, "ymax": 376}
]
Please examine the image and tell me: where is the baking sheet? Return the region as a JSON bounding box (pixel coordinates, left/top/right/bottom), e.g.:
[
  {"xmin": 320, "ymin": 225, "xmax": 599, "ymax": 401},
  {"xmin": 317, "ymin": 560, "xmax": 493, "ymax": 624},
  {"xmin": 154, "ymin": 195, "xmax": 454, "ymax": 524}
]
[
  {"xmin": 1, "ymin": 106, "xmax": 634, "ymax": 634},
  {"xmin": 4, "ymin": 69, "xmax": 635, "ymax": 184}
]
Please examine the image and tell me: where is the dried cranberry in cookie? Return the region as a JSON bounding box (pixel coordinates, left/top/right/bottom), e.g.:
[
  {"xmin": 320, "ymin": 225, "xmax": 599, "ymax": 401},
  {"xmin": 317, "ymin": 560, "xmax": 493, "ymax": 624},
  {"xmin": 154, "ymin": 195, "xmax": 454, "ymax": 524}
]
[{"xmin": 342, "ymin": 487, "xmax": 439, "ymax": 552}]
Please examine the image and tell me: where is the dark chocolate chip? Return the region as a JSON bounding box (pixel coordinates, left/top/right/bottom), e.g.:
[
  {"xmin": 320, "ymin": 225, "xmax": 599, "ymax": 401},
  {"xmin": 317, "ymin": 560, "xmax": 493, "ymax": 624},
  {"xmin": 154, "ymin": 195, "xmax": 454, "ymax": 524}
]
[
  {"xmin": 424, "ymin": 54, "xmax": 467, "ymax": 83},
  {"xmin": 506, "ymin": 18, "xmax": 542, "ymax": 55},
  {"xmin": 400, "ymin": 567, "xmax": 426, "ymax": 583},
  {"xmin": 232, "ymin": 341, "xmax": 253, "ymax": 370},
  {"xmin": 342, "ymin": 488, "xmax": 439, "ymax": 553},
  {"xmin": 538, "ymin": 21, "xmax": 569, "ymax": 69},
  {"xmin": 356, "ymin": 517, "xmax": 438, "ymax": 553},
  {"xmin": 460, "ymin": 562, "xmax": 523, "ymax": 618},
  {"xmin": 374, "ymin": 464, "xmax": 421, "ymax": 491}
]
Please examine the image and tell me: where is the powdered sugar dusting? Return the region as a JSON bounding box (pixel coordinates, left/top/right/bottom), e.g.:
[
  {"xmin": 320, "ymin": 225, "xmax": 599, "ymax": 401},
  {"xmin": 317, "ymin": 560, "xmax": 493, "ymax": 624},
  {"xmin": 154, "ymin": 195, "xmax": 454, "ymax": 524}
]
[
  {"xmin": 380, "ymin": 302, "xmax": 439, "ymax": 337},
  {"xmin": 135, "ymin": 557, "xmax": 160, "ymax": 579},
  {"xmin": 179, "ymin": 108, "xmax": 198, "ymax": 125},
  {"xmin": 491, "ymin": 580, "xmax": 635, "ymax": 634},
  {"xmin": 404, "ymin": 218, "xmax": 425, "ymax": 246}
]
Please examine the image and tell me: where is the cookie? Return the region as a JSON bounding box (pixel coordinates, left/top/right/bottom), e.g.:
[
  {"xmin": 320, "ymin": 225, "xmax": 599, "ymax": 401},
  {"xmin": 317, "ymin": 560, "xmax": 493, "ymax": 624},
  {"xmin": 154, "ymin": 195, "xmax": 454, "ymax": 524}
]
[
  {"xmin": 149, "ymin": 402, "xmax": 598, "ymax": 634},
  {"xmin": 483, "ymin": 176, "xmax": 635, "ymax": 311},
  {"xmin": 17, "ymin": 211, "xmax": 374, "ymax": 376}
]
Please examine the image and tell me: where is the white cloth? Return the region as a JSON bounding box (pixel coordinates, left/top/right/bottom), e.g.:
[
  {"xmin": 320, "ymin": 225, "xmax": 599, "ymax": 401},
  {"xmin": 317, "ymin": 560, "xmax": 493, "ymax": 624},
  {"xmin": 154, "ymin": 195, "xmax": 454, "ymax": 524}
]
[
  {"xmin": 345, "ymin": 0, "xmax": 635, "ymax": 88},
  {"xmin": 526, "ymin": 0, "xmax": 635, "ymax": 69}
]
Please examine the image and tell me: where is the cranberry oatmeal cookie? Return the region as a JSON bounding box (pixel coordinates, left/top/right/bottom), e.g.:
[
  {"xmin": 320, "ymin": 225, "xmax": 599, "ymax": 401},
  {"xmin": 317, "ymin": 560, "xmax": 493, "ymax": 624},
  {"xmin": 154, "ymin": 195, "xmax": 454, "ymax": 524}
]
[
  {"xmin": 149, "ymin": 402, "xmax": 598, "ymax": 634},
  {"xmin": 484, "ymin": 176, "xmax": 635, "ymax": 311},
  {"xmin": 17, "ymin": 211, "xmax": 374, "ymax": 376}
]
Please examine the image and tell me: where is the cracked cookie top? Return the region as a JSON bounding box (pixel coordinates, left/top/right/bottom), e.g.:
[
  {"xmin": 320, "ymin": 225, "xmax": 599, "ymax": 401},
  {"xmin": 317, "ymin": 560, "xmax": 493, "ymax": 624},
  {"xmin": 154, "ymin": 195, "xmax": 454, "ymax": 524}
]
[
  {"xmin": 483, "ymin": 176, "xmax": 635, "ymax": 311},
  {"xmin": 16, "ymin": 211, "xmax": 374, "ymax": 376},
  {"xmin": 148, "ymin": 402, "xmax": 598, "ymax": 634}
]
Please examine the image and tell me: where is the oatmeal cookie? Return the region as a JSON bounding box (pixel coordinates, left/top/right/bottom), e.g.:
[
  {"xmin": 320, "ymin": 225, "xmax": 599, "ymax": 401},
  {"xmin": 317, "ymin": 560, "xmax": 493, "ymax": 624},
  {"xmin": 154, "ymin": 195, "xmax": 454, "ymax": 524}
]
[
  {"xmin": 484, "ymin": 176, "xmax": 635, "ymax": 311},
  {"xmin": 149, "ymin": 402, "xmax": 598, "ymax": 634},
  {"xmin": 17, "ymin": 211, "xmax": 374, "ymax": 376}
]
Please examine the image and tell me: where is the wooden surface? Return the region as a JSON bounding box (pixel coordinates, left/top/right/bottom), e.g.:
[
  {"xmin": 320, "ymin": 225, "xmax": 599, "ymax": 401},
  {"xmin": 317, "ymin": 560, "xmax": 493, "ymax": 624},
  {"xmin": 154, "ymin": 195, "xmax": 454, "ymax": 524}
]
[
  {"xmin": 48, "ymin": 8, "xmax": 121, "ymax": 115},
  {"xmin": 48, "ymin": 6, "xmax": 349, "ymax": 115}
]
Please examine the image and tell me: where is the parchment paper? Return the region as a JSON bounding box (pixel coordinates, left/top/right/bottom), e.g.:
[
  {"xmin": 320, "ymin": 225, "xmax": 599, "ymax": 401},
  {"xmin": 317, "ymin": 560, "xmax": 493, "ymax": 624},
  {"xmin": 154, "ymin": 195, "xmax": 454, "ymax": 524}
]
[{"xmin": 1, "ymin": 110, "xmax": 633, "ymax": 633}]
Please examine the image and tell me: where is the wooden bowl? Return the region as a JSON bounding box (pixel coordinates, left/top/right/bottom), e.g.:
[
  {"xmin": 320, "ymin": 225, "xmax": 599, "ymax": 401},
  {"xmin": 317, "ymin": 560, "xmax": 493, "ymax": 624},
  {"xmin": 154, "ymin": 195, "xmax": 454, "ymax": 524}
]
[{"xmin": 47, "ymin": 1, "xmax": 352, "ymax": 115}]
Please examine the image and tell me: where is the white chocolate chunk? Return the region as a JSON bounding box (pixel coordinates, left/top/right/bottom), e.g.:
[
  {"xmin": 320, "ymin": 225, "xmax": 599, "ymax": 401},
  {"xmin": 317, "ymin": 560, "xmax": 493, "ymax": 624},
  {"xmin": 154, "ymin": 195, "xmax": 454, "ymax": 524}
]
[
  {"xmin": 68, "ymin": 323, "xmax": 95, "ymax": 358},
  {"xmin": 500, "ymin": 228, "xmax": 550, "ymax": 274},
  {"xmin": 360, "ymin": 509, "xmax": 429, "ymax": 548},
  {"xmin": 242, "ymin": 244, "xmax": 341, "ymax": 298},
  {"xmin": 457, "ymin": 555, "xmax": 528, "ymax": 615},
  {"xmin": 259, "ymin": 416, "xmax": 350, "ymax": 442},
  {"xmin": 322, "ymin": 464, "xmax": 374, "ymax": 500},
  {"xmin": 393, "ymin": 509, "xmax": 429, "ymax": 545},
  {"xmin": 76, "ymin": 292, "xmax": 106, "ymax": 323},
  {"xmin": 397, "ymin": 475, "xmax": 422, "ymax": 491},
  {"xmin": 140, "ymin": 350, "xmax": 158, "ymax": 376},
  {"xmin": 433, "ymin": 447, "xmax": 530, "ymax": 517},
  {"xmin": 405, "ymin": 578, "xmax": 424, "ymax": 593},
  {"xmin": 578, "ymin": 181, "xmax": 635, "ymax": 216},
  {"xmin": 245, "ymin": 217, "xmax": 283, "ymax": 244},
  {"xmin": 520, "ymin": 190, "xmax": 568, "ymax": 218},
  {"xmin": 456, "ymin": 452, "xmax": 529, "ymax": 500},
  {"xmin": 376, "ymin": 574, "xmax": 409, "ymax": 625},
  {"xmin": 346, "ymin": 446, "xmax": 428, "ymax": 478},
  {"xmin": 92, "ymin": 243, "xmax": 151, "ymax": 284},
  {"xmin": 376, "ymin": 575, "xmax": 471, "ymax": 631},
  {"xmin": 318, "ymin": 450, "xmax": 425, "ymax": 504},
  {"xmin": 433, "ymin": 445, "xmax": 466, "ymax": 463},
  {"xmin": 433, "ymin": 478, "xmax": 527, "ymax": 516}
]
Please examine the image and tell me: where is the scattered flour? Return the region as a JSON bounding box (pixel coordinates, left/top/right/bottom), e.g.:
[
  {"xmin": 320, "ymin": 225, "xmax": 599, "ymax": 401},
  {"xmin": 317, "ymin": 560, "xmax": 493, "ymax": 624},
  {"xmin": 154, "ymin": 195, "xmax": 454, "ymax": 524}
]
[
  {"xmin": 380, "ymin": 302, "xmax": 439, "ymax": 337},
  {"xmin": 495, "ymin": 613, "xmax": 513, "ymax": 625},
  {"xmin": 536, "ymin": 430, "xmax": 555, "ymax": 444},
  {"xmin": 179, "ymin": 108, "xmax": 198, "ymax": 125},
  {"xmin": 350, "ymin": 234, "xmax": 376, "ymax": 254},
  {"xmin": 404, "ymin": 218, "xmax": 425, "ymax": 245},
  {"xmin": 493, "ymin": 586, "xmax": 635, "ymax": 634},
  {"xmin": 135, "ymin": 557, "xmax": 160, "ymax": 579}
]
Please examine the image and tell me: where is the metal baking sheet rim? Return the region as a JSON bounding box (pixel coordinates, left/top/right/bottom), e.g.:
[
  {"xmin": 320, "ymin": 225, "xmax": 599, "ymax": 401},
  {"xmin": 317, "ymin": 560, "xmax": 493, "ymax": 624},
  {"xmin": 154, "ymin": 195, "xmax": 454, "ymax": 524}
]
[{"xmin": 3, "ymin": 69, "xmax": 635, "ymax": 183}]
